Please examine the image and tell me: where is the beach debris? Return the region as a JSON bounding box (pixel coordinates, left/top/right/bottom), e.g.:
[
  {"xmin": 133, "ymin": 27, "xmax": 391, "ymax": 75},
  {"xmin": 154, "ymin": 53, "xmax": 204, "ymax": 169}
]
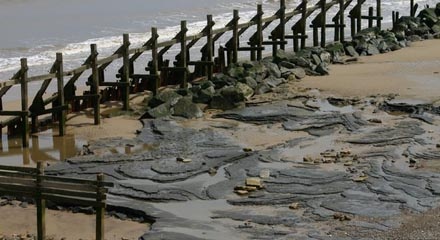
[
  {"xmin": 333, "ymin": 212, "xmax": 352, "ymax": 221},
  {"xmin": 409, "ymin": 158, "xmax": 417, "ymax": 167},
  {"xmin": 353, "ymin": 175, "xmax": 369, "ymax": 182},
  {"xmin": 176, "ymin": 157, "xmax": 192, "ymax": 163},
  {"xmin": 208, "ymin": 167, "xmax": 218, "ymax": 176},
  {"xmin": 243, "ymin": 148, "xmax": 253, "ymax": 152},
  {"xmin": 368, "ymin": 118, "xmax": 382, "ymax": 123},
  {"xmin": 245, "ymin": 177, "xmax": 263, "ymax": 189},
  {"xmin": 259, "ymin": 169, "xmax": 270, "ymax": 179},
  {"xmin": 289, "ymin": 202, "xmax": 300, "ymax": 210}
]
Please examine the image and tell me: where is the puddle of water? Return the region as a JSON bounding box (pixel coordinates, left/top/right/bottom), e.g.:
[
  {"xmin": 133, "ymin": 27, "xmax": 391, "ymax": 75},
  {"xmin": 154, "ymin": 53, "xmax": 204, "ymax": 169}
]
[{"xmin": 0, "ymin": 129, "xmax": 87, "ymax": 167}]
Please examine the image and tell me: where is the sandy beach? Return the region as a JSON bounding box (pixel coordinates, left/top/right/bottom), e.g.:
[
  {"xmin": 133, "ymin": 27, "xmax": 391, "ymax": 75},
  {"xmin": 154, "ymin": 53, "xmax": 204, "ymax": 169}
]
[{"xmin": 1, "ymin": 40, "xmax": 440, "ymax": 239}]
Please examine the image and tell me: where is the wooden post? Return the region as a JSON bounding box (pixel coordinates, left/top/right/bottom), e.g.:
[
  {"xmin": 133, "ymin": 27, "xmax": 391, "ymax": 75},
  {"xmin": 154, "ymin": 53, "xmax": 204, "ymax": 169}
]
[
  {"xmin": 20, "ymin": 58, "xmax": 29, "ymax": 148},
  {"xmin": 90, "ymin": 44, "xmax": 100, "ymax": 125},
  {"xmin": 301, "ymin": 0, "xmax": 307, "ymax": 49},
  {"xmin": 368, "ymin": 7, "xmax": 374, "ymax": 28},
  {"xmin": 339, "ymin": 0, "xmax": 345, "ymax": 42},
  {"xmin": 232, "ymin": 10, "xmax": 239, "ymax": 64},
  {"xmin": 320, "ymin": 0, "xmax": 326, "ymax": 47},
  {"xmin": 279, "ymin": 0, "xmax": 286, "ymax": 50},
  {"xmin": 36, "ymin": 162, "xmax": 46, "ymax": 240},
  {"xmin": 56, "ymin": 53, "xmax": 66, "ymax": 136},
  {"xmin": 122, "ymin": 34, "xmax": 130, "ymax": 111},
  {"xmin": 351, "ymin": 13, "xmax": 356, "ymax": 37},
  {"xmin": 218, "ymin": 46, "xmax": 226, "ymax": 73},
  {"xmin": 410, "ymin": 0, "xmax": 414, "ymax": 17},
  {"xmin": 256, "ymin": 4, "xmax": 263, "ymax": 60},
  {"xmin": 377, "ymin": 0, "xmax": 382, "ymax": 29},
  {"xmin": 96, "ymin": 173, "xmax": 105, "ymax": 240},
  {"xmin": 180, "ymin": 21, "xmax": 188, "ymax": 89},
  {"xmin": 313, "ymin": 26, "xmax": 319, "ymax": 47},
  {"xmin": 150, "ymin": 28, "xmax": 159, "ymax": 96},
  {"xmin": 356, "ymin": 0, "xmax": 362, "ymax": 33},
  {"xmin": 206, "ymin": 15, "xmax": 214, "ymax": 80}
]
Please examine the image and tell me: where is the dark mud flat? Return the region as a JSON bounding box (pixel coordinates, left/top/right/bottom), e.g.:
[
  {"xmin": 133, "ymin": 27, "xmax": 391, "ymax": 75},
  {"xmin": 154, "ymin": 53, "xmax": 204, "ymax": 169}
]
[{"xmin": 44, "ymin": 92, "xmax": 440, "ymax": 240}]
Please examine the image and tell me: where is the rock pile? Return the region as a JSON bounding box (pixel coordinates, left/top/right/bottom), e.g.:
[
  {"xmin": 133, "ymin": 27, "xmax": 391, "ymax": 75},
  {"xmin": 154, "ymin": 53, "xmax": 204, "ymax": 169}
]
[{"xmin": 142, "ymin": 3, "xmax": 440, "ymax": 120}]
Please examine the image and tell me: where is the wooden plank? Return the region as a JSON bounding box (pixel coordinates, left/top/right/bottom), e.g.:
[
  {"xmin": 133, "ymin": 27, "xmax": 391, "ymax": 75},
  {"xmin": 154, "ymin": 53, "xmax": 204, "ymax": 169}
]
[
  {"xmin": 0, "ymin": 111, "xmax": 27, "ymax": 116},
  {"xmin": 42, "ymin": 193, "xmax": 105, "ymax": 208},
  {"xmin": 0, "ymin": 80, "xmax": 18, "ymax": 88},
  {"xmin": 0, "ymin": 188, "xmax": 35, "ymax": 198},
  {"xmin": 0, "ymin": 176, "xmax": 35, "ymax": 185},
  {"xmin": 41, "ymin": 187, "xmax": 103, "ymax": 200},
  {"xmin": 0, "ymin": 165, "xmax": 37, "ymax": 173},
  {"xmin": 122, "ymin": 34, "xmax": 130, "ymax": 111},
  {"xmin": 41, "ymin": 181, "xmax": 102, "ymax": 192},
  {"xmin": 0, "ymin": 182, "xmax": 36, "ymax": 193},
  {"xmin": 27, "ymin": 73, "xmax": 57, "ymax": 83},
  {"xmin": 90, "ymin": 44, "xmax": 101, "ymax": 125},
  {"xmin": 96, "ymin": 53, "xmax": 123, "ymax": 66},
  {"xmin": 0, "ymin": 170, "xmax": 35, "ymax": 178},
  {"xmin": 42, "ymin": 175, "xmax": 113, "ymax": 187}
]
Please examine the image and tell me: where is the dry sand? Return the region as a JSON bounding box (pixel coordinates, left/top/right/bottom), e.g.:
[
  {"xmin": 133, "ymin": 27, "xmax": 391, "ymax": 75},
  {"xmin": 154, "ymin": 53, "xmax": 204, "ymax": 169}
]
[{"xmin": 298, "ymin": 39, "xmax": 440, "ymax": 102}]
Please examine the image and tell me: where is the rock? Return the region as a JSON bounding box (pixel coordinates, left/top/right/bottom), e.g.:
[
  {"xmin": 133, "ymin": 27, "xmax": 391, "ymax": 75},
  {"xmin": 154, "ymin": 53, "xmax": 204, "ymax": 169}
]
[
  {"xmin": 173, "ymin": 97, "xmax": 203, "ymax": 119},
  {"xmin": 246, "ymin": 177, "xmax": 263, "ymax": 188},
  {"xmin": 274, "ymin": 49, "xmax": 296, "ymax": 63},
  {"xmin": 148, "ymin": 89, "xmax": 182, "ymax": 108},
  {"xmin": 409, "ymin": 158, "xmax": 417, "ymax": 167},
  {"xmin": 263, "ymin": 61, "xmax": 282, "ymax": 78},
  {"xmin": 243, "ymin": 148, "xmax": 253, "ymax": 152},
  {"xmin": 345, "ymin": 45, "xmax": 360, "ymax": 57},
  {"xmin": 436, "ymin": 144, "xmax": 440, "ymax": 148},
  {"xmin": 235, "ymin": 189, "xmax": 249, "ymax": 196},
  {"xmin": 320, "ymin": 52, "xmax": 332, "ymax": 64},
  {"xmin": 255, "ymin": 83, "xmax": 272, "ymax": 95},
  {"xmin": 311, "ymin": 54, "xmax": 321, "ymax": 65},
  {"xmin": 209, "ymin": 167, "xmax": 218, "ymax": 176},
  {"xmin": 333, "ymin": 212, "xmax": 351, "ymax": 221},
  {"xmin": 242, "ymin": 76, "xmax": 258, "ymax": 89},
  {"xmin": 212, "ymin": 73, "xmax": 238, "ymax": 89},
  {"xmin": 19, "ymin": 202, "xmax": 28, "ymax": 208},
  {"xmin": 227, "ymin": 65, "xmax": 246, "ymax": 79},
  {"xmin": 368, "ymin": 118, "xmax": 382, "ymax": 123},
  {"xmin": 417, "ymin": 7, "xmax": 438, "ymax": 27},
  {"xmin": 279, "ymin": 61, "xmax": 296, "ymax": 69},
  {"xmin": 291, "ymin": 56, "xmax": 311, "ymax": 68},
  {"xmin": 367, "ymin": 44, "xmax": 380, "ymax": 55},
  {"xmin": 289, "ymin": 202, "xmax": 300, "ymax": 210},
  {"xmin": 210, "ymin": 86, "xmax": 245, "ymax": 110},
  {"xmin": 192, "ymin": 86, "xmax": 215, "ymax": 104},
  {"xmin": 264, "ymin": 76, "xmax": 284, "ymax": 88},
  {"xmin": 176, "ymin": 157, "xmax": 192, "ymax": 163},
  {"xmin": 325, "ymin": 42, "xmax": 345, "ymax": 57},
  {"xmin": 303, "ymin": 156, "xmax": 314, "ymax": 163},
  {"xmin": 407, "ymin": 34, "xmax": 423, "ymax": 42},
  {"xmin": 289, "ymin": 67, "xmax": 306, "ymax": 79},
  {"xmin": 315, "ymin": 63, "xmax": 330, "ymax": 75},
  {"xmin": 259, "ymin": 169, "xmax": 270, "ymax": 179},
  {"xmin": 235, "ymin": 83, "xmax": 254, "ymax": 100},
  {"xmin": 353, "ymin": 176, "xmax": 368, "ymax": 182},
  {"xmin": 145, "ymin": 102, "xmax": 172, "ymax": 118}
]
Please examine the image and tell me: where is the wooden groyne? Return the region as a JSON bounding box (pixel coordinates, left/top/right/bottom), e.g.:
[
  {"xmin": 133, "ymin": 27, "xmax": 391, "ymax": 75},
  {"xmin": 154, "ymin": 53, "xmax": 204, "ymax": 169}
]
[{"xmin": 0, "ymin": 0, "xmax": 420, "ymax": 148}]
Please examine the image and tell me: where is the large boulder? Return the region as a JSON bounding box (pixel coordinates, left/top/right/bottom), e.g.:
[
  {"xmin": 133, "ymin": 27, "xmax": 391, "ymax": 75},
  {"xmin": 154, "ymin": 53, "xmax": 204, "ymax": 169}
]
[
  {"xmin": 273, "ymin": 49, "xmax": 296, "ymax": 64},
  {"xmin": 148, "ymin": 89, "xmax": 182, "ymax": 108},
  {"xmin": 235, "ymin": 83, "xmax": 254, "ymax": 100},
  {"xmin": 262, "ymin": 61, "xmax": 282, "ymax": 78},
  {"xmin": 173, "ymin": 97, "xmax": 203, "ymax": 119},
  {"xmin": 418, "ymin": 7, "xmax": 438, "ymax": 27},
  {"xmin": 210, "ymin": 86, "xmax": 245, "ymax": 110}
]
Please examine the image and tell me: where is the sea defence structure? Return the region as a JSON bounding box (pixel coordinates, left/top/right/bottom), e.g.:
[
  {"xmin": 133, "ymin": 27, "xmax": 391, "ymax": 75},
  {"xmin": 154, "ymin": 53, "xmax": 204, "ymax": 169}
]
[{"xmin": 0, "ymin": 0, "xmax": 424, "ymax": 147}]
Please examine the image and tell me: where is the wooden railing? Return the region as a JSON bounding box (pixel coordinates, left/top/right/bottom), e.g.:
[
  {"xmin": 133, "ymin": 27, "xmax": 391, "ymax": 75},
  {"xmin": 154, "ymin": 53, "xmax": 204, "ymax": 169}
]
[
  {"xmin": 0, "ymin": 162, "xmax": 114, "ymax": 240},
  {"xmin": 0, "ymin": 0, "xmax": 418, "ymax": 147}
]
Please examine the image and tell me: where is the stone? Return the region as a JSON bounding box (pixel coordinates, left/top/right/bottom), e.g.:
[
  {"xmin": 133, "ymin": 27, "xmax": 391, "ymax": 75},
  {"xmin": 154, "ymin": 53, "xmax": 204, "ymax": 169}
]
[
  {"xmin": 235, "ymin": 189, "xmax": 249, "ymax": 195},
  {"xmin": 227, "ymin": 65, "xmax": 246, "ymax": 79},
  {"xmin": 311, "ymin": 54, "xmax": 322, "ymax": 65},
  {"xmin": 173, "ymin": 97, "xmax": 203, "ymax": 119},
  {"xmin": 259, "ymin": 169, "xmax": 270, "ymax": 179},
  {"xmin": 320, "ymin": 52, "xmax": 332, "ymax": 64},
  {"xmin": 315, "ymin": 63, "xmax": 330, "ymax": 75},
  {"xmin": 255, "ymin": 83, "xmax": 272, "ymax": 95},
  {"xmin": 290, "ymin": 67, "xmax": 306, "ymax": 79},
  {"xmin": 242, "ymin": 76, "xmax": 257, "ymax": 89},
  {"xmin": 279, "ymin": 61, "xmax": 296, "ymax": 69},
  {"xmin": 176, "ymin": 157, "xmax": 192, "ymax": 163},
  {"xmin": 263, "ymin": 61, "xmax": 282, "ymax": 78},
  {"xmin": 289, "ymin": 202, "xmax": 300, "ymax": 210},
  {"xmin": 291, "ymin": 56, "xmax": 311, "ymax": 68},
  {"xmin": 407, "ymin": 35, "xmax": 423, "ymax": 42},
  {"xmin": 264, "ymin": 76, "xmax": 284, "ymax": 88},
  {"xmin": 367, "ymin": 44, "xmax": 380, "ymax": 55},
  {"xmin": 212, "ymin": 73, "xmax": 238, "ymax": 89},
  {"xmin": 246, "ymin": 177, "xmax": 263, "ymax": 188},
  {"xmin": 148, "ymin": 89, "xmax": 182, "ymax": 108},
  {"xmin": 368, "ymin": 118, "xmax": 382, "ymax": 123},
  {"xmin": 333, "ymin": 212, "xmax": 351, "ymax": 221},
  {"xmin": 274, "ymin": 49, "xmax": 296, "ymax": 63},
  {"xmin": 345, "ymin": 45, "xmax": 360, "ymax": 57},
  {"xmin": 235, "ymin": 82, "xmax": 254, "ymax": 100},
  {"xmin": 145, "ymin": 102, "xmax": 172, "ymax": 118},
  {"xmin": 353, "ymin": 176, "xmax": 368, "ymax": 182},
  {"xmin": 19, "ymin": 202, "xmax": 28, "ymax": 208},
  {"xmin": 210, "ymin": 86, "xmax": 245, "ymax": 110}
]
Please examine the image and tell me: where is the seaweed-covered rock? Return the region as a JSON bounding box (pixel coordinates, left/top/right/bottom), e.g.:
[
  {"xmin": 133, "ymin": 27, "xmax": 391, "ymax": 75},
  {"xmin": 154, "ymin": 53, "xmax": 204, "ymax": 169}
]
[{"xmin": 173, "ymin": 97, "xmax": 203, "ymax": 119}]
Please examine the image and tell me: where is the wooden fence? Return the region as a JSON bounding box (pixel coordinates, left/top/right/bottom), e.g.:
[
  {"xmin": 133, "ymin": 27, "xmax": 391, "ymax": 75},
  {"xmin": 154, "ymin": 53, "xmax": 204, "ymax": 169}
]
[
  {"xmin": 0, "ymin": 0, "xmax": 419, "ymax": 148},
  {"xmin": 0, "ymin": 162, "xmax": 114, "ymax": 240}
]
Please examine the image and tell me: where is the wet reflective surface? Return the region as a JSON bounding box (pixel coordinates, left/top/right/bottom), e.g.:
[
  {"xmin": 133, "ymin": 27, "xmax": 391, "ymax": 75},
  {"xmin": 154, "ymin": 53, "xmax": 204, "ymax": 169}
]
[{"xmin": 0, "ymin": 129, "xmax": 87, "ymax": 167}]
